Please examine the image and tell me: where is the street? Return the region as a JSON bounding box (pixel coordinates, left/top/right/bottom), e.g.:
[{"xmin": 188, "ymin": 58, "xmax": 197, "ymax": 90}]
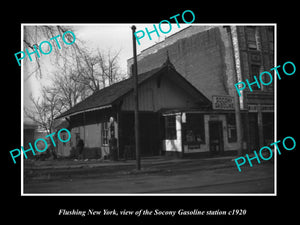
[{"xmin": 23, "ymin": 156, "xmax": 274, "ymax": 194}]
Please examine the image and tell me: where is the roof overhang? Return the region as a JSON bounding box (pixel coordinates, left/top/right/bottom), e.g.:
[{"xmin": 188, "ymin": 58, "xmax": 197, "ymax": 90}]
[{"xmin": 56, "ymin": 104, "xmax": 112, "ymax": 119}]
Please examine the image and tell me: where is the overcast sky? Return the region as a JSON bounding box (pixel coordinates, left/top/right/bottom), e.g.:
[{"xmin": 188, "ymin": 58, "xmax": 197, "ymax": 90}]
[{"xmin": 72, "ymin": 23, "xmax": 190, "ymax": 73}]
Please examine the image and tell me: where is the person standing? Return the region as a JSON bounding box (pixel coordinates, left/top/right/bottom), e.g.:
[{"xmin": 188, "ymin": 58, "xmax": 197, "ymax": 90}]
[
  {"xmin": 109, "ymin": 133, "xmax": 118, "ymax": 161},
  {"xmin": 77, "ymin": 138, "xmax": 84, "ymax": 160}
]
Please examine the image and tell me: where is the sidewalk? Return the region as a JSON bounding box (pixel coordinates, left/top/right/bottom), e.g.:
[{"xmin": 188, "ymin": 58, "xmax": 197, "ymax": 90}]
[{"xmin": 23, "ymin": 155, "xmax": 238, "ymax": 183}]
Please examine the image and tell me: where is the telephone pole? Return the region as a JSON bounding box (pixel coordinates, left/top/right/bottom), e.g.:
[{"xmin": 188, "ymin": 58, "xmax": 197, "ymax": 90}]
[{"xmin": 131, "ymin": 25, "xmax": 141, "ymax": 170}]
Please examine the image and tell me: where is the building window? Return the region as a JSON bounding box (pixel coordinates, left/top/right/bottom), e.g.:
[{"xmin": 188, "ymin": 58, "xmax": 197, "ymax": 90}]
[
  {"xmin": 102, "ymin": 122, "xmax": 109, "ymax": 146},
  {"xmin": 246, "ymin": 26, "xmax": 257, "ymax": 50},
  {"xmin": 165, "ymin": 116, "xmax": 177, "ymax": 140},
  {"xmin": 227, "ymin": 113, "xmax": 237, "ymax": 143},
  {"xmin": 250, "ymin": 64, "xmax": 261, "ymax": 91},
  {"xmin": 183, "ymin": 113, "xmax": 205, "ymax": 145}
]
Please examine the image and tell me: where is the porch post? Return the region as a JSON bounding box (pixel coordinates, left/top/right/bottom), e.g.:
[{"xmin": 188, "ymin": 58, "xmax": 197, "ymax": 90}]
[{"xmin": 257, "ymin": 104, "xmax": 264, "ymax": 147}]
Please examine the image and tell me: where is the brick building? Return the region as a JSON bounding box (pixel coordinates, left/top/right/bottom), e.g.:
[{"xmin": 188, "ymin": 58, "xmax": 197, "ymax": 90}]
[{"xmin": 127, "ymin": 25, "xmax": 275, "ymax": 153}]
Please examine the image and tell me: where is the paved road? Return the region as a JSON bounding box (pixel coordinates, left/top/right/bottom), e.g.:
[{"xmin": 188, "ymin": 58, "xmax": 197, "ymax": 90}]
[
  {"xmin": 154, "ymin": 177, "xmax": 274, "ymax": 193},
  {"xmin": 23, "ymin": 157, "xmax": 274, "ymax": 194}
]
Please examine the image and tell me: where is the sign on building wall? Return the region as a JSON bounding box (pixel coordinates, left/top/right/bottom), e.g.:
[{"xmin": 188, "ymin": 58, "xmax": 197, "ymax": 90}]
[{"xmin": 212, "ymin": 95, "xmax": 234, "ymax": 110}]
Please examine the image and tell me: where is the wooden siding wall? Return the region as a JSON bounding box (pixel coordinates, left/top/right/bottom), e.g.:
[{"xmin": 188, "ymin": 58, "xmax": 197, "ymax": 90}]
[
  {"xmin": 68, "ymin": 108, "xmax": 117, "ymax": 158},
  {"xmin": 121, "ymin": 74, "xmax": 200, "ymax": 111}
]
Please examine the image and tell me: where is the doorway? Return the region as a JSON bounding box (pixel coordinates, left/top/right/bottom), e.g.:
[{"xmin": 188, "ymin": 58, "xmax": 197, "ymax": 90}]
[
  {"xmin": 209, "ymin": 121, "xmax": 224, "ymax": 155},
  {"xmin": 120, "ymin": 111, "xmax": 161, "ymax": 158}
]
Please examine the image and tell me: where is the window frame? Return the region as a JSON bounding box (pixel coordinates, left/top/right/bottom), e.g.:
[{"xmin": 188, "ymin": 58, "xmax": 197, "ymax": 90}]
[
  {"xmin": 227, "ymin": 113, "xmax": 237, "ymax": 143},
  {"xmin": 250, "ymin": 64, "xmax": 261, "ymax": 91},
  {"xmin": 165, "ymin": 115, "xmax": 177, "ymax": 140},
  {"xmin": 101, "ymin": 121, "xmax": 109, "ymax": 146},
  {"xmin": 246, "ymin": 26, "xmax": 258, "ymax": 50}
]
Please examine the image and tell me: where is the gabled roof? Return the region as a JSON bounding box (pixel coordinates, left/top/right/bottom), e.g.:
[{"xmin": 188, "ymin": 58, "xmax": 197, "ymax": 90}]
[{"xmin": 56, "ymin": 60, "xmax": 211, "ymax": 119}]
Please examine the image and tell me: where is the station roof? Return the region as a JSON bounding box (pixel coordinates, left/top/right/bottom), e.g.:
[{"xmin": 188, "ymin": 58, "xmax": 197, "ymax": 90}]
[{"xmin": 57, "ymin": 59, "xmax": 211, "ymax": 119}]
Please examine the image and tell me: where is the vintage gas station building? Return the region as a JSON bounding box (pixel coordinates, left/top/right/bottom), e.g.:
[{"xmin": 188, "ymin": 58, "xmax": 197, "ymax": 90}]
[{"xmin": 57, "ymin": 25, "xmax": 274, "ymax": 159}]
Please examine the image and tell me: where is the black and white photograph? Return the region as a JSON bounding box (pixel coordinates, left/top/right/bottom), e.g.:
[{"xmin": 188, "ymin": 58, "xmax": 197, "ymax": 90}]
[
  {"xmin": 21, "ymin": 24, "xmax": 275, "ymax": 195},
  {"xmin": 4, "ymin": 5, "xmax": 298, "ymax": 224}
]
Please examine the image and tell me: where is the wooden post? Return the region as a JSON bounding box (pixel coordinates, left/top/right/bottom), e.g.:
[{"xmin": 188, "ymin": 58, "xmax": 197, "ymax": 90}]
[{"xmin": 257, "ymin": 104, "xmax": 264, "ymax": 147}]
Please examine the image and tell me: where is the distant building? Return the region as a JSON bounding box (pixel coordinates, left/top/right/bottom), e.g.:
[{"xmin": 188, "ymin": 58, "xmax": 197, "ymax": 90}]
[
  {"xmin": 54, "ymin": 119, "xmax": 72, "ymax": 157},
  {"xmin": 24, "ymin": 121, "xmax": 38, "ymax": 151},
  {"xmin": 24, "ymin": 120, "xmax": 47, "ymax": 158}
]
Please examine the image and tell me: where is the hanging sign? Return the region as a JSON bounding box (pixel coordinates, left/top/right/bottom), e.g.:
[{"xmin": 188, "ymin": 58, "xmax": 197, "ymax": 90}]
[{"xmin": 212, "ymin": 95, "xmax": 234, "ymax": 110}]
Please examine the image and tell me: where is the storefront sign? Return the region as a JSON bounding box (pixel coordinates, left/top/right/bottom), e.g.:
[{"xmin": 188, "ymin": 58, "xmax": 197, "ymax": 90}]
[{"xmin": 212, "ymin": 95, "xmax": 234, "ymax": 110}]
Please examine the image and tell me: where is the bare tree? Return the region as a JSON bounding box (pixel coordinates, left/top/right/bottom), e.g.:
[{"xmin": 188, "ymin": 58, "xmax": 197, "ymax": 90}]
[
  {"xmin": 72, "ymin": 48, "xmax": 125, "ymax": 93},
  {"xmin": 77, "ymin": 49, "xmax": 102, "ymax": 92},
  {"xmin": 23, "ymin": 25, "xmax": 83, "ymax": 80},
  {"xmin": 25, "ymin": 86, "xmax": 63, "ymax": 134},
  {"xmin": 99, "ymin": 48, "xmax": 124, "ymax": 86},
  {"xmin": 50, "ymin": 68, "xmax": 90, "ymax": 112},
  {"xmin": 24, "ymin": 26, "xmax": 127, "ymax": 135}
]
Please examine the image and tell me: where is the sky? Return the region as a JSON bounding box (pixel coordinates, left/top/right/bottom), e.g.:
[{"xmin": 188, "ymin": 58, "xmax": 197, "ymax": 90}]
[
  {"xmin": 72, "ymin": 23, "xmax": 190, "ymax": 73},
  {"xmin": 23, "ymin": 23, "xmax": 190, "ymax": 122}
]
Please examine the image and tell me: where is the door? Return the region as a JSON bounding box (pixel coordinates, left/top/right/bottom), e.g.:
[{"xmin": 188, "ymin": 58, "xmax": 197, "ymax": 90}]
[
  {"xmin": 120, "ymin": 111, "xmax": 160, "ymax": 158},
  {"xmin": 209, "ymin": 121, "xmax": 224, "ymax": 155},
  {"xmin": 139, "ymin": 112, "xmax": 160, "ymax": 156},
  {"xmin": 248, "ymin": 113, "xmax": 259, "ymax": 150}
]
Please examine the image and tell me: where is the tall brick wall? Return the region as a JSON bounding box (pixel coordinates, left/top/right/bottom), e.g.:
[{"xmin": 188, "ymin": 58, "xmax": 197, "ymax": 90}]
[
  {"xmin": 128, "ymin": 26, "xmax": 230, "ymax": 101},
  {"xmin": 130, "ymin": 25, "xmax": 213, "ymax": 66},
  {"xmin": 237, "ymin": 26, "xmax": 274, "ymax": 80}
]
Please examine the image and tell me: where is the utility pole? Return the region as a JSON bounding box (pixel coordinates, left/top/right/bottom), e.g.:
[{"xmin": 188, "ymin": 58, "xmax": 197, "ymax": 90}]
[{"xmin": 131, "ymin": 25, "xmax": 141, "ymax": 170}]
